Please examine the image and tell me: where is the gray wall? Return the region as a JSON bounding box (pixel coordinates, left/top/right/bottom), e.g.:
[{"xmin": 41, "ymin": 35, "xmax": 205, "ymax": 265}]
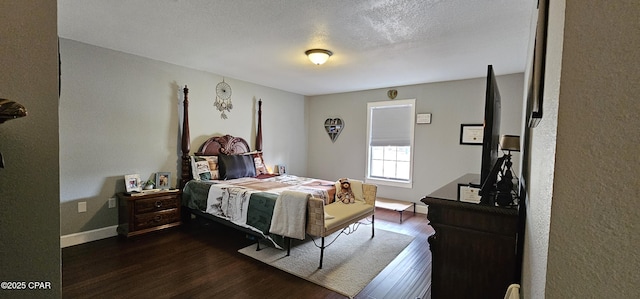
[
  {"xmin": 305, "ymin": 74, "xmax": 524, "ymax": 203},
  {"xmin": 546, "ymin": 0, "xmax": 639, "ymax": 297},
  {"xmin": 59, "ymin": 39, "xmax": 307, "ymax": 235},
  {"xmin": 522, "ymin": 0, "xmax": 640, "ymax": 298},
  {"xmin": 0, "ymin": 1, "xmax": 61, "ymax": 298}
]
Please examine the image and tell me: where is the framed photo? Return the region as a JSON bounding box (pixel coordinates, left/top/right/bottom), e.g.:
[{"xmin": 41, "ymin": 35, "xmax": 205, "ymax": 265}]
[
  {"xmin": 155, "ymin": 172, "xmax": 171, "ymax": 189},
  {"xmin": 277, "ymin": 165, "xmax": 286, "ymax": 174},
  {"xmin": 458, "ymin": 184, "xmax": 482, "ymax": 204},
  {"xmin": 459, "ymin": 124, "xmax": 483, "ymax": 145},
  {"xmin": 124, "ymin": 174, "xmax": 141, "ymax": 193}
]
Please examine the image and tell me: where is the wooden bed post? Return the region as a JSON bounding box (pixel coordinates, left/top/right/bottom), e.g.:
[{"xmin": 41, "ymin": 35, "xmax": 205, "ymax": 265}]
[
  {"xmin": 180, "ymin": 85, "xmax": 191, "ymax": 189},
  {"xmin": 255, "ymin": 99, "xmax": 262, "ymax": 151}
]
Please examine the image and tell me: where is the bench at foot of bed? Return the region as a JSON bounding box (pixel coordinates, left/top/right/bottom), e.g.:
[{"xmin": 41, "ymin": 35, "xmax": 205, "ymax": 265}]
[{"xmin": 292, "ymin": 183, "xmax": 377, "ymax": 269}]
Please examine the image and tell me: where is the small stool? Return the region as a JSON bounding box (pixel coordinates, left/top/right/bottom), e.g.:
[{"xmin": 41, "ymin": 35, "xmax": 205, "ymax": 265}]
[{"xmin": 374, "ymin": 198, "xmax": 416, "ymax": 223}]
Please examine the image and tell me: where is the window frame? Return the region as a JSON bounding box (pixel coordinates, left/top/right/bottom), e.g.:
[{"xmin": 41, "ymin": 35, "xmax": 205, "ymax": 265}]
[{"xmin": 365, "ymin": 99, "xmax": 416, "ymax": 188}]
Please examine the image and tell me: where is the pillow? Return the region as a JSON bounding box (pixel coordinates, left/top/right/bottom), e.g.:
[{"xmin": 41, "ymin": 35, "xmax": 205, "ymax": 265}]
[
  {"xmin": 252, "ymin": 153, "xmax": 268, "ymax": 175},
  {"xmin": 190, "ymin": 156, "xmax": 219, "ymax": 180},
  {"xmin": 243, "ymin": 151, "xmax": 268, "ymax": 175},
  {"xmin": 335, "ymin": 178, "xmax": 365, "ymax": 203},
  {"xmin": 218, "ymin": 154, "xmax": 257, "ymax": 180}
]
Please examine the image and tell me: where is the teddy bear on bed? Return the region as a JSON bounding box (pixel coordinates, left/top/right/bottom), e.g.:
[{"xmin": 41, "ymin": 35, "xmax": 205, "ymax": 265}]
[{"xmin": 336, "ymin": 178, "xmax": 355, "ymax": 204}]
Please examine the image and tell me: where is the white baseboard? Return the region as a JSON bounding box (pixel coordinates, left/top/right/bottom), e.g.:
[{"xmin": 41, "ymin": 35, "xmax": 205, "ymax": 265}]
[
  {"xmin": 60, "ymin": 225, "xmax": 118, "ymax": 248},
  {"xmin": 416, "ymin": 204, "xmax": 428, "ymax": 215}
]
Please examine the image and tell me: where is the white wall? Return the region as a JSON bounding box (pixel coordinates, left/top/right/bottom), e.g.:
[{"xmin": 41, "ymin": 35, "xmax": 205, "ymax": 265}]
[
  {"xmin": 59, "ymin": 39, "xmax": 307, "ymax": 235},
  {"xmin": 0, "ymin": 1, "xmax": 61, "ymax": 297},
  {"xmin": 305, "ymin": 73, "xmax": 524, "ymax": 203}
]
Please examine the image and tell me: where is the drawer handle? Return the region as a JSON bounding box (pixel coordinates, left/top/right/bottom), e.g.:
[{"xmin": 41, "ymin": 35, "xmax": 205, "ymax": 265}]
[
  {"xmin": 154, "ymin": 215, "xmax": 162, "ymax": 222},
  {"xmin": 155, "ymin": 201, "xmax": 163, "ymax": 208}
]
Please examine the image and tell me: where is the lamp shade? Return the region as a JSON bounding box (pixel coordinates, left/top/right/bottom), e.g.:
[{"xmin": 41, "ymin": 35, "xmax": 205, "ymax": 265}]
[
  {"xmin": 499, "ymin": 135, "xmax": 520, "ymax": 152},
  {"xmin": 305, "ymin": 49, "xmax": 333, "ymax": 65}
]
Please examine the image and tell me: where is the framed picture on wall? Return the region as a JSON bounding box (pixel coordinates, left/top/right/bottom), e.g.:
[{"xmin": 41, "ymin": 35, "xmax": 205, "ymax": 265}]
[
  {"xmin": 460, "ymin": 124, "xmax": 483, "ymax": 145},
  {"xmin": 527, "ymin": 0, "xmax": 549, "ymax": 128}
]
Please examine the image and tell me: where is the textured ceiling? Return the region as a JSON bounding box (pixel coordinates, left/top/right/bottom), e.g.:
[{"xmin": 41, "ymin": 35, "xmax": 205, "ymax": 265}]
[{"xmin": 58, "ymin": 0, "xmax": 536, "ymax": 96}]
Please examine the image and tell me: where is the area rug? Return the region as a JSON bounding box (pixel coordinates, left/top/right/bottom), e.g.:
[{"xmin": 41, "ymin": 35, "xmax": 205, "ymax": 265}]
[{"xmin": 238, "ymin": 227, "xmax": 414, "ymax": 298}]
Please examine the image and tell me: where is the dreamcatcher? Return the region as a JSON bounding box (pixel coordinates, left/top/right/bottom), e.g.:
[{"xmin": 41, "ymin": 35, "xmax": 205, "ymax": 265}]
[{"xmin": 214, "ymin": 78, "xmax": 233, "ymax": 119}]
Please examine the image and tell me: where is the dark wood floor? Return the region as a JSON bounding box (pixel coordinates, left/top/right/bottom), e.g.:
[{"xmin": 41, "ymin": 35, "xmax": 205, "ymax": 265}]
[{"xmin": 62, "ymin": 208, "xmax": 434, "ymax": 299}]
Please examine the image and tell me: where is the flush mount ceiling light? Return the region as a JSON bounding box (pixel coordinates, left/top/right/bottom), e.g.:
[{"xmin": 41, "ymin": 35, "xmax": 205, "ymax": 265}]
[{"xmin": 305, "ymin": 49, "xmax": 333, "ymax": 65}]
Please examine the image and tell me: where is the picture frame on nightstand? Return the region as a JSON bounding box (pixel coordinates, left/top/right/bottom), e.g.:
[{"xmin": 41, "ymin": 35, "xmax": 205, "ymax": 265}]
[
  {"xmin": 155, "ymin": 172, "xmax": 171, "ymax": 189},
  {"xmin": 124, "ymin": 174, "xmax": 141, "ymax": 193}
]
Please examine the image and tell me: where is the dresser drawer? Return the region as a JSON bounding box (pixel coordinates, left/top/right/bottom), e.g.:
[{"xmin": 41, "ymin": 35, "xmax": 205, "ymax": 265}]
[
  {"xmin": 134, "ymin": 194, "xmax": 179, "ymax": 214},
  {"xmin": 117, "ymin": 190, "xmax": 182, "ymax": 237},
  {"xmin": 134, "ymin": 208, "xmax": 180, "ymax": 230}
]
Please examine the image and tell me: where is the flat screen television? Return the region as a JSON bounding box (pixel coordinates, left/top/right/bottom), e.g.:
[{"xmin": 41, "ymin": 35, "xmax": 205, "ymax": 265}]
[{"xmin": 478, "ymin": 65, "xmax": 501, "ymax": 198}]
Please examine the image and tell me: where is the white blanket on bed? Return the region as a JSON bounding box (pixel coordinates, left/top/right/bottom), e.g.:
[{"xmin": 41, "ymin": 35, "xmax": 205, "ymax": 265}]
[
  {"xmin": 206, "ymin": 184, "xmax": 253, "ymax": 225},
  {"xmin": 204, "ymin": 183, "xmax": 284, "ymax": 249},
  {"xmin": 269, "ymin": 190, "xmax": 310, "ymax": 240}
]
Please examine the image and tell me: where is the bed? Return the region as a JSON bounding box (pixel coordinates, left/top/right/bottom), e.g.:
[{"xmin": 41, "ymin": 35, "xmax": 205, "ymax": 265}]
[
  {"xmin": 180, "ymin": 140, "xmax": 338, "ymax": 248},
  {"xmin": 177, "ymin": 86, "xmax": 346, "ymax": 248}
]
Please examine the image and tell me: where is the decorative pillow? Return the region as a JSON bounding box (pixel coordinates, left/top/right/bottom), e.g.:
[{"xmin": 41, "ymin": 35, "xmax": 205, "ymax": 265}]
[
  {"xmin": 218, "ymin": 154, "xmax": 257, "ymax": 180},
  {"xmin": 190, "ymin": 156, "xmax": 219, "ymax": 180},
  {"xmin": 250, "ymin": 152, "xmax": 269, "ymax": 175}
]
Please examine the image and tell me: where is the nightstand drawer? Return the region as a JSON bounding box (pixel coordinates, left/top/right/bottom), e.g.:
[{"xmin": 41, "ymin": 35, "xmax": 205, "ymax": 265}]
[
  {"xmin": 134, "ymin": 194, "xmax": 179, "ymax": 214},
  {"xmin": 134, "ymin": 208, "xmax": 180, "ymax": 230}
]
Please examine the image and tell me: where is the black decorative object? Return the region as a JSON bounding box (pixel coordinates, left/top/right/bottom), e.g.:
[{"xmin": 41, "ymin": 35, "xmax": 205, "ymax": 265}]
[
  {"xmin": 496, "ymin": 160, "xmax": 516, "ymax": 206},
  {"xmin": 480, "ymin": 135, "xmax": 520, "ymax": 206},
  {"xmin": 495, "ymin": 135, "xmax": 520, "ymax": 206},
  {"xmin": 0, "ymin": 99, "xmax": 28, "ymax": 124},
  {"xmin": 0, "ymin": 98, "xmax": 28, "ymax": 169}
]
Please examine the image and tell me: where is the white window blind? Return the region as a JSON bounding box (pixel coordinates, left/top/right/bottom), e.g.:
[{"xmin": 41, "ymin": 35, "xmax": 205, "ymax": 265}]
[{"xmin": 369, "ymin": 104, "xmax": 413, "ymax": 147}]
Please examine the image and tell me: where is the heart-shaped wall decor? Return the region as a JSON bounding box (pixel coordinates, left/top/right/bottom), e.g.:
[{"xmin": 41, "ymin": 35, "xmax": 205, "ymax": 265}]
[{"xmin": 324, "ymin": 118, "xmax": 344, "ymax": 143}]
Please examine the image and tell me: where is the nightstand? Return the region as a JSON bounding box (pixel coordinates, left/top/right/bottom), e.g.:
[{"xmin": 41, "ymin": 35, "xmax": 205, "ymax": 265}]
[{"xmin": 117, "ymin": 190, "xmax": 182, "ymax": 237}]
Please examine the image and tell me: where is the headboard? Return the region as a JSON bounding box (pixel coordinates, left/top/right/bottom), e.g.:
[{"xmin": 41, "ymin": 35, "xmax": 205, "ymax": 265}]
[
  {"xmin": 196, "ymin": 135, "xmax": 251, "ymax": 156},
  {"xmin": 179, "ymin": 85, "xmax": 263, "ymax": 188}
]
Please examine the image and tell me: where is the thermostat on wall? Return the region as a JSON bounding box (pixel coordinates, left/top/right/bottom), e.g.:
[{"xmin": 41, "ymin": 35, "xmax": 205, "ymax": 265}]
[{"xmin": 417, "ymin": 113, "xmax": 432, "ymax": 124}]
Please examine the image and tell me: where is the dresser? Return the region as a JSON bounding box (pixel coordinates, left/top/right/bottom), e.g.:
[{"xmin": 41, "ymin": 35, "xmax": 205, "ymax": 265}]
[
  {"xmin": 117, "ymin": 190, "xmax": 182, "ymax": 237},
  {"xmin": 421, "ymin": 174, "xmax": 521, "ymax": 299}
]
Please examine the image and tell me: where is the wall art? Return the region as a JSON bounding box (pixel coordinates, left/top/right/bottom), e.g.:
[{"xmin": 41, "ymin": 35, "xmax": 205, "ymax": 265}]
[{"xmin": 324, "ymin": 118, "xmax": 344, "ymax": 143}]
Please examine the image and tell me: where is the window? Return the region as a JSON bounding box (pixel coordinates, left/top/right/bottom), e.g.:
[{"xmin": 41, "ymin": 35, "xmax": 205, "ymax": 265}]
[{"xmin": 366, "ymin": 99, "xmax": 415, "ymax": 188}]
